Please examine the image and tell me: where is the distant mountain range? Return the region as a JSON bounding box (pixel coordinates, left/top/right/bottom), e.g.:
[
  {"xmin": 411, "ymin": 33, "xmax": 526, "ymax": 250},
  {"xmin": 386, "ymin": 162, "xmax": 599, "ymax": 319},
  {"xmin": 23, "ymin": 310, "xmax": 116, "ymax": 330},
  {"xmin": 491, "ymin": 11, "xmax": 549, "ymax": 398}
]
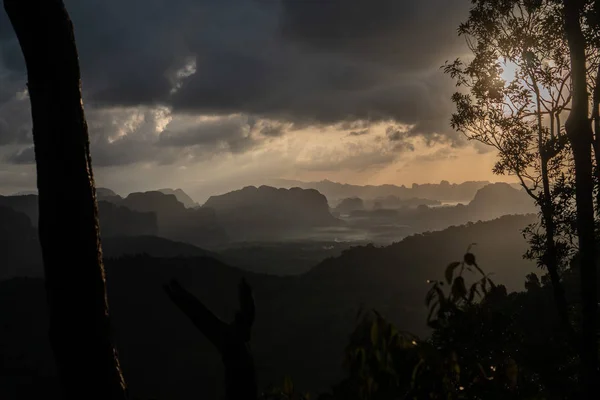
[
  {"xmin": 0, "ymin": 182, "xmax": 537, "ymax": 256},
  {"xmin": 7, "ymin": 179, "xmax": 525, "ymax": 207},
  {"xmin": 0, "ymin": 185, "xmax": 344, "ymax": 250},
  {"xmin": 269, "ymin": 178, "xmax": 522, "ymax": 204},
  {"xmin": 334, "ymin": 196, "xmax": 442, "ymax": 213},
  {"xmin": 340, "ymin": 182, "xmax": 537, "ymax": 240}
]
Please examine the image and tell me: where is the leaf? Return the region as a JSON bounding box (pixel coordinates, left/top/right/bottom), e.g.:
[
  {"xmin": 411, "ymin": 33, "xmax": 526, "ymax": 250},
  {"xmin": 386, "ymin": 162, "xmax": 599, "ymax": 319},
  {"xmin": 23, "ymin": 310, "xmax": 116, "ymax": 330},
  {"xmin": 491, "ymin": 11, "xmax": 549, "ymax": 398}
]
[
  {"xmin": 464, "ymin": 253, "xmax": 476, "ymax": 266},
  {"xmin": 434, "ymin": 283, "xmax": 446, "ymax": 304},
  {"xmin": 467, "ymin": 283, "xmax": 480, "ymax": 303},
  {"xmin": 370, "ymin": 319, "xmax": 379, "ymax": 346},
  {"xmin": 387, "ymin": 323, "xmax": 398, "ymax": 342},
  {"xmin": 471, "ymin": 262, "xmax": 486, "ymax": 277},
  {"xmin": 451, "ymin": 276, "xmax": 467, "ymax": 300},
  {"xmin": 411, "ymin": 358, "xmax": 425, "ymax": 388},
  {"xmin": 445, "ymin": 261, "xmax": 461, "ymax": 284},
  {"xmin": 283, "ymin": 375, "xmax": 294, "ymax": 396},
  {"xmin": 375, "ymin": 349, "xmax": 382, "ymax": 363},
  {"xmin": 427, "ymin": 301, "xmax": 440, "ymax": 325},
  {"xmin": 425, "ymin": 288, "xmax": 436, "ymax": 307},
  {"xmin": 355, "ymin": 347, "xmax": 366, "ymax": 366},
  {"xmin": 481, "ymin": 278, "xmax": 488, "ymax": 295},
  {"xmin": 454, "ymin": 361, "xmax": 461, "ymax": 376}
]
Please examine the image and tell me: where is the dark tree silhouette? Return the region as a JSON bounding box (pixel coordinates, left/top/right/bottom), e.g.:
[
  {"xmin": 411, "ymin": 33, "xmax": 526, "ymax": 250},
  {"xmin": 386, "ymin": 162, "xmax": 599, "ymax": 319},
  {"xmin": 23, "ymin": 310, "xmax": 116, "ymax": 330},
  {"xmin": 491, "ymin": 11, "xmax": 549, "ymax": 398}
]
[
  {"xmin": 562, "ymin": 0, "xmax": 599, "ymax": 398},
  {"xmin": 3, "ymin": 0, "xmax": 128, "ymax": 398},
  {"xmin": 443, "ymin": 0, "xmax": 574, "ymax": 337},
  {"xmin": 164, "ymin": 278, "xmax": 258, "ymax": 400}
]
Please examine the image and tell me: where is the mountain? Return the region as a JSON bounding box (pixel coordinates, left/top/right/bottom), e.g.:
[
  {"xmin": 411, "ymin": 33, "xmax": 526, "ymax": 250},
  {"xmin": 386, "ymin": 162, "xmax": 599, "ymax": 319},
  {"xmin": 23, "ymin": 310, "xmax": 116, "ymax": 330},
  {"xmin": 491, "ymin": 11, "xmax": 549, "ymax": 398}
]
[
  {"xmin": 0, "ymin": 194, "xmax": 158, "ymax": 237},
  {"xmin": 96, "ymin": 187, "xmax": 119, "ymax": 197},
  {"xmin": 157, "ymin": 188, "xmax": 198, "ymax": 208},
  {"xmin": 0, "ymin": 195, "xmax": 39, "ymax": 225},
  {"xmin": 0, "ymin": 207, "xmax": 216, "ymax": 279},
  {"xmin": 214, "ymin": 241, "xmax": 359, "ymax": 275},
  {"xmin": 270, "ymin": 179, "xmax": 496, "ymax": 203},
  {"xmin": 97, "ymin": 201, "xmax": 158, "ymax": 237},
  {"xmin": 203, "ymin": 186, "xmax": 341, "ymax": 241},
  {"xmin": 102, "ymin": 235, "xmax": 217, "ymax": 260},
  {"xmin": 0, "ymin": 206, "xmax": 41, "ymax": 279},
  {"xmin": 337, "ymin": 183, "xmax": 537, "ymax": 244},
  {"xmin": 468, "ymin": 182, "xmax": 536, "ymax": 216},
  {"xmin": 334, "ymin": 197, "xmax": 365, "ymax": 214},
  {"xmin": 96, "ymin": 187, "xmax": 123, "ymax": 203},
  {"xmin": 0, "ymin": 214, "xmax": 539, "ymax": 399},
  {"xmin": 10, "ymin": 190, "xmax": 37, "ymax": 196},
  {"xmin": 122, "ymin": 191, "xmax": 228, "ymax": 247}
]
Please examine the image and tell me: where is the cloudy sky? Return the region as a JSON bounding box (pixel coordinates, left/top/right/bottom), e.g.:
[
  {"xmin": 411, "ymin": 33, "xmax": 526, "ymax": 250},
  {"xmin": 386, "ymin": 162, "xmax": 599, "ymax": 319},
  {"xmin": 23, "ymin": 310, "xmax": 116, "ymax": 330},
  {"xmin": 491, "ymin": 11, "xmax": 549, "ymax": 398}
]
[{"xmin": 0, "ymin": 0, "xmax": 507, "ymax": 201}]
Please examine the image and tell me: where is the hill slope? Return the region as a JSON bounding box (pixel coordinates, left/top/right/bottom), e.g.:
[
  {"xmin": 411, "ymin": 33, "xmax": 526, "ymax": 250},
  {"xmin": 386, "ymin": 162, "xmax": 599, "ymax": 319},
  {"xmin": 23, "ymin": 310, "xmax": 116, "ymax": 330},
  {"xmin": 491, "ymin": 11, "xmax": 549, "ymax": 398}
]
[{"xmin": 0, "ymin": 214, "xmax": 539, "ymax": 398}]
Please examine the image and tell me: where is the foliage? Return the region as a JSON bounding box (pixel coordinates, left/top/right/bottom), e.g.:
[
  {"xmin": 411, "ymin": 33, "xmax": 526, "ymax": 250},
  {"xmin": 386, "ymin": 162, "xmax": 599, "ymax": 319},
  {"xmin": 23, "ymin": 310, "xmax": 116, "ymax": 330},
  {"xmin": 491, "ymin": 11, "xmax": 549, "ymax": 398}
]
[
  {"xmin": 259, "ymin": 376, "xmax": 313, "ymax": 400},
  {"xmin": 442, "ymin": 0, "xmax": 590, "ymax": 280},
  {"xmin": 315, "ymin": 251, "xmax": 579, "ymax": 400},
  {"xmin": 425, "ymin": 244, "xmax": 495, "ymax": 329}
]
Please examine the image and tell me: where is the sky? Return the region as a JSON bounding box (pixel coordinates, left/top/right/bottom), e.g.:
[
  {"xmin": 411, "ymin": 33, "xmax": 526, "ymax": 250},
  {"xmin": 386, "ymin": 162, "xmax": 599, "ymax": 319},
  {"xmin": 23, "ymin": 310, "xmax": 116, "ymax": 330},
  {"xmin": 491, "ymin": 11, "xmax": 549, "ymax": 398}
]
[{"xmin": 0, "ymin": 0, "xmax": 510, "ymax": 202}]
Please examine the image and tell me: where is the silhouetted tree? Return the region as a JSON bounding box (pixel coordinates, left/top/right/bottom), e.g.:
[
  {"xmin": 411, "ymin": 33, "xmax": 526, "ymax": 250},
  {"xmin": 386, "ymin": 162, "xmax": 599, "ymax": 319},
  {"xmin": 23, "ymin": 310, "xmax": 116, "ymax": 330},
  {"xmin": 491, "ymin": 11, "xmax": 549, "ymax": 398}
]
[
  {"xmin": 3, "ymin": 0, "xmax": 128, "ymax": 398},
  {"xmin": 443, "ymin": 0, "xmax": 577, "ymax": 335},
  {"xmin": 446, "ymin": 4, "xmax": 600, "ymax": 395},
  {"xmin": 164, "ymin": 278, "xmax": 258, "ymax": 400},
  {"xmin": 561, "ymin": 0, "xmax": 599, "ymax": 396}
]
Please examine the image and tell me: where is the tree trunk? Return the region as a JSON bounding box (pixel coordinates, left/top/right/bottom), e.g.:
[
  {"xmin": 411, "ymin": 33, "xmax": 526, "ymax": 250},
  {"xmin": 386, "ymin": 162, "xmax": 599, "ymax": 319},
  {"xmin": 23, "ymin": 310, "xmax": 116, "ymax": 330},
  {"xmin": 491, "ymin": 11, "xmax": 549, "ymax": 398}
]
[
  {"xmin": 541, "ymin": 202, "xmax": 572, "ymax": 334},
  {"xmin": 3, "ymin": 0, "xmax": 128, "ymax": 398},
  {"xmin": 592, "ymin": 63, "xmax": 600, "ymax": 210},
  {"xmin": 164, "ymin": 279, "xmax": 258, "ymax": 400},
  {"xmin": 534, "ymin": 80, "xmax": 572, "ymax": 337},
  {"xmin": 562, "ymin": 0, "xmax": 599, "ymax": 397}
]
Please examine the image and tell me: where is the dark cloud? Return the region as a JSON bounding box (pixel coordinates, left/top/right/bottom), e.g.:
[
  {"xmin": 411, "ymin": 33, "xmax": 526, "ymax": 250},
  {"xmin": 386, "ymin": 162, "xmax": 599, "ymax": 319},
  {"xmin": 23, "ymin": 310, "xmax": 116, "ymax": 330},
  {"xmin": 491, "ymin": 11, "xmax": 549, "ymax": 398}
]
[
  {"xmin": 279, "ymin": 0, "xmax": 468, "ymax": 69},
  {"xmin": 386, "ymin": 126, "xmax": 406, "ymax": 142},
  {"xmin": 158, "ymin": 117, "xmax": 251, "ymax": 147},
  {"xmin": 0, "ymin": 94, "xmax": 32, "ymax": 145},
  {"xmin": 260, "ymin": 123, "xmax": 286, "ymax": 137},
  {"xmin": 0, "ymin": 167, "xmax": 36, "ymax": 195},
  {"xmin": 1, "ymin": 0, "xmax": 468, "ymax": 122},
  {"xmin": 170, "ymin": 49, "xmax": 462, "ymax": 131},
  {"xmin": 297, "ymin": 146, "xmax": 398, "ymax": 172},
  {"xmin": 0, "ymin": 0, "xmax": 472, "ymax": 169},
  {"xmin": 348, "ymin": 129, "xmax": 369, "ymax": 136},
  {"xmin": 88, "ymin": 108, "xmax": 266, "ymax": 167},
  {"xmin": 339, "ymin": 120, "xmax": 372, "ymax": 131},
  {"xmin": 415, "ymin": 148, "xmax": 459, "ymax": 162},
  {"xmin": 7, "ymin": 146, "xmax": 34, "ymax": 164},
  {"xmin": 384, "ymin": 126, "xmax": 416, "ymax": 152}
]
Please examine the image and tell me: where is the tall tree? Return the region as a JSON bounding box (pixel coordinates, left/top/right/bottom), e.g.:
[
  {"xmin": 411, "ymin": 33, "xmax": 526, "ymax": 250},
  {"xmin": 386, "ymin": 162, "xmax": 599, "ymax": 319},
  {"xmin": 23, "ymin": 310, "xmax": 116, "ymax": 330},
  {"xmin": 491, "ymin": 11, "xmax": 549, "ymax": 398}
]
[
  {"xmin": 561, "ymin": 0, "xmax": 599, "ymax": 396},
  {"xmin": 3, "ymin": 0, "xmax": 128, "ymax": 398},
  {"xmin": 444, "ymin": 0, "xmax": 576, "ymax": 334},
  {"xmin": 446, "ymin": 2, "xmax": 600, "ymax": 395}
]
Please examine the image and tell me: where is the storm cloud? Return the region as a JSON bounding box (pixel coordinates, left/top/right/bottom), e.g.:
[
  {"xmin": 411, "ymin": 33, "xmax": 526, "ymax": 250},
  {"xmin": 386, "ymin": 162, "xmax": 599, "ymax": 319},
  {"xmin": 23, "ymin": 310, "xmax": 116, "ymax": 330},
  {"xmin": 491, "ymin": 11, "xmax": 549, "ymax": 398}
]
[{"xmin": 0, "ymin": 0, "xmax": 471, "ymax": 172}]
